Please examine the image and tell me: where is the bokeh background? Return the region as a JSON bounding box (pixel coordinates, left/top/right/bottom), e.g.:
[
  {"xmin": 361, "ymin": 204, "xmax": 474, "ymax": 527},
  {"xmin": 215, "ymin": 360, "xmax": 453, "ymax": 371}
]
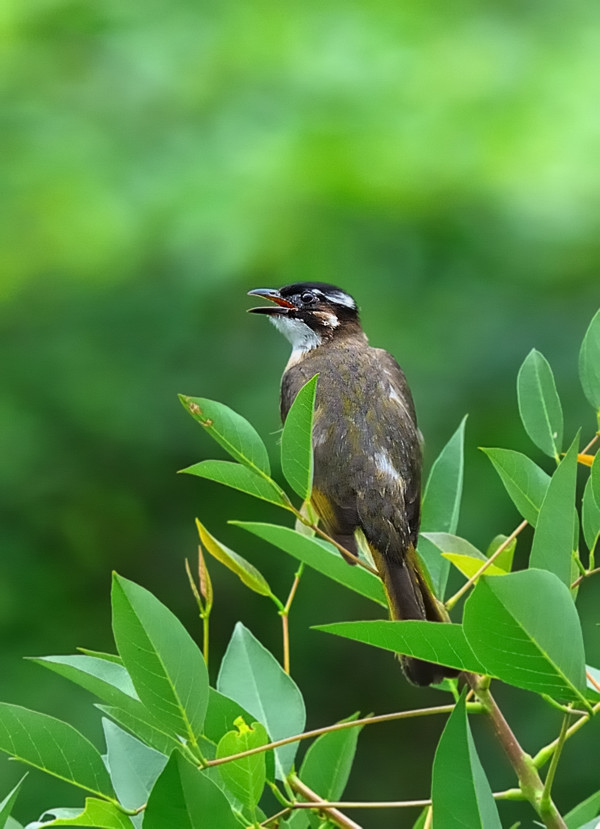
[{"xmin": 2, "ymin": 0, "xmax": 600, "ymax": 825}]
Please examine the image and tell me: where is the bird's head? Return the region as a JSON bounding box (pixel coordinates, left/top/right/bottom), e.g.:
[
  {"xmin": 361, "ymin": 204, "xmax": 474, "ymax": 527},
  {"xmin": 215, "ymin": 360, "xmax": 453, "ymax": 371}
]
[{"xmin": 247, "ymin": 282, "xmax": 362, "ymax": 354}]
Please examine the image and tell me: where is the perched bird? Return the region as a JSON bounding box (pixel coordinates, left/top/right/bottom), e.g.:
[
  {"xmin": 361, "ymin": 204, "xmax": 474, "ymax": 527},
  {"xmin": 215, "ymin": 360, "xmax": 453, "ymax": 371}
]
[{"xmin": 248, "ymin": 282, "xmax": 455, "ymax": 686}]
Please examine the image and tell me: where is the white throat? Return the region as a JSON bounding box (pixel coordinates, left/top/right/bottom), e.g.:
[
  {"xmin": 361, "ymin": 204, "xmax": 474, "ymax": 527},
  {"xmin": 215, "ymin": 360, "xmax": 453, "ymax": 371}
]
[{"xmin": 269, "ymin": 315, "xmax": 322, "ymax": 366}]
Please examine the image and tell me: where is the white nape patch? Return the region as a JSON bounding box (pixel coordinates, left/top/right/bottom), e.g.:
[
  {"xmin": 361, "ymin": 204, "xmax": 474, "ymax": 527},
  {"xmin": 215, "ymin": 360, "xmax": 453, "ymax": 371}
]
[
  {"xmin": 269, "ymin": 315, "xmax": 322, "ymax": 366},
  {"xmin": 374, "ymin": 451, "xmax": 401, "ymax": 484},
  {"xmin": 326, "ymin": 290, "xmax": 357, "ymax": 310}
]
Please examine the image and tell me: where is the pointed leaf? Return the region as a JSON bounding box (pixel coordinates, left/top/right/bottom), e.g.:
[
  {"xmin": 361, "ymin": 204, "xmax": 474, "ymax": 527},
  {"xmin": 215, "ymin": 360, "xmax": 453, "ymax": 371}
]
[
  {"xmin": 216, "ymin": 719, "xmax": 268, "ymax": 810},
  {"xmin": 314, "ymin": 620, "xmax": 486, "ymax": 675},
  {"xmin": 564, "ymin": 788, "xmax": 600, "ymax": 829},
  {"xmin": 181, "ymin": 460, "xmax": 289, "ymax": 508},
  {"xmin": 30, "ymin": 655, "xmax": 138, "ymax": 709},
  {"xmin": 582, "ymin": 477, "xmax": 600, "ymax": 553},
  {"xmin": 281, "ymin": 374, "xmax": 318, "ymax": 500},
  {"xmin": 96, "ymin": 705, "xmax": 179, "ymax": 757},
  {"xmin": 422, "ymin": 533, "xmax": 485, "ymax": 561},
  {"xmin": 217, "ymin": 624, "xmax": 305, "ymax": 780},
  {"xmin": 31, "ymin": 800, "xmax": 133, "ymax": 828},
  {"xmin": 463, "ymin": 570, "xmax": 587, "ymax": 702},
  {"xmin": 179, "ymin": 396, "xmax": 270, "ymax": 475},
  {"xmin": 203, "ymin": 689, "xmax": 254, "ymax": 746},
  {"xmin": 443, "ymin": 554, "xmax": 506, "ymax": 580},
  {"xmin": 111, "ymin": 574, "xmax": 209, "ymax": 742},
  {"xmin": 419, "ymin": 417, "xmax": 467, "ymax": 597},
  {"xmin": 196, "ymin": 520, "xmax": 274, "ymax": 598},
  {"xmin": 0, "ymin": 776, "xmax": 27, "ymax": 828},
  {"xmin": 232, "ymin": 521, "xmax": 386, "ymax": 606},
  {"xmin": 144, "ymin": 751, "xmax": 239, "ymax": 829},
  {"xmin": 517, "ymin": 349, "xmax": 563, "ymax": 459},
  {"xmin": 432, "ymin": 693, "xmax": 501, "ymax": 829},
  {"xmin": 299, "ymin": 713, "xmax": 363, "ymax": 801},
  {"xmin": 579, "ymin": 308, "xmax": 600, "ymax": 412},
  {"xmin": 529, "ymin": 434, "xmax": 579, "ymax": 586},
  {"xmin": 481, "ymin": 448, "xmax": 550, "ymax": 526},
  {"xmin": 0, "ymin": 703, "xmax": 114, "ymax": 798},
  {"xmin": 102, "ymin": 720, "xmax": 167, "ymax": 810}
]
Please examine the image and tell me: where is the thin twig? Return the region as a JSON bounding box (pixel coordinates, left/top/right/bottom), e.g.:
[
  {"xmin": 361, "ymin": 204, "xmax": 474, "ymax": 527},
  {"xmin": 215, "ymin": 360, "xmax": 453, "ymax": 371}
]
[
  {"xmin": 571, "ymin": 566, "xmax": 600, "ymax": 589},
  {"xmin": 290, "ymin": 774, "xmax": 364, "ymax": 829},
  {"xmin": 540, "ymin": 712, "xmax": 572, "ymax": 814},
  {"xmin": 202, "ymin": 704, "xmax": 456, "ymax": 769},
  {"xmin": 445, "ymin": 520, "xmax": 528, "ymax": 610},
  {"xmin": 281, "ymin": 564, "xmax": 304, "ymax": 674},
  {"xmin": 533, "ymin": 701, "xmax": 600, "ymax": 769}
]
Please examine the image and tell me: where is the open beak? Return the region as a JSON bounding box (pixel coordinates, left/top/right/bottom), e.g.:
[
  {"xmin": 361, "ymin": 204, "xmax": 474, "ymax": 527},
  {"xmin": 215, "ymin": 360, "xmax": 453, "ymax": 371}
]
[{"xmin": 247, "ymin": 288, "xmax": 296, "ymax": 315}]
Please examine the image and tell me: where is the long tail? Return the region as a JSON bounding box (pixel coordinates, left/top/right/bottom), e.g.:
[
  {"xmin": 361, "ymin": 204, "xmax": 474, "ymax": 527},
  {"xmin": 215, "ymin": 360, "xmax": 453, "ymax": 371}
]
[{"xmin": 369, "ymin": 544, "xmax": 458, "ymax": 686}]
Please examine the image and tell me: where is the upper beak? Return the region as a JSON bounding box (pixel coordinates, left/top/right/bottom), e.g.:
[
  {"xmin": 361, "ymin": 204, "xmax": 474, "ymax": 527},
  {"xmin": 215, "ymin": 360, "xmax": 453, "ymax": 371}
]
[{"xmin": 247, "ymin": 288, "xmax": 296, "ymax": 315}]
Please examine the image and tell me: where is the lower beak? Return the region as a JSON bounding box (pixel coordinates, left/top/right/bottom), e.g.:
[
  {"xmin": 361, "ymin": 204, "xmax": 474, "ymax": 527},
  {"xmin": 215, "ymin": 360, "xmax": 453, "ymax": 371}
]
[{"xmin": 247, "ymin": 288, "xmax": 296, "ymax": 314}]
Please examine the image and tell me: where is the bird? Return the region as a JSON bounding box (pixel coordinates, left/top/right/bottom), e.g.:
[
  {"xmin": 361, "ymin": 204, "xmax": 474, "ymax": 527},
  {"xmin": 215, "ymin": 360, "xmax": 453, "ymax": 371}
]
[{"xmin": 247, "ymin": 281, "xmax": 455, "ymax": 686}]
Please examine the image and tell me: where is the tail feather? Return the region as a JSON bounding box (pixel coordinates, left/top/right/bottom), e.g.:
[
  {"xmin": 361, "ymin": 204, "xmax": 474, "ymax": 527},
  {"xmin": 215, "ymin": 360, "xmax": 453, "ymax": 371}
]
[{"xmin": 370, "ymin": 544, "xmax": 459, "ymax": 687}]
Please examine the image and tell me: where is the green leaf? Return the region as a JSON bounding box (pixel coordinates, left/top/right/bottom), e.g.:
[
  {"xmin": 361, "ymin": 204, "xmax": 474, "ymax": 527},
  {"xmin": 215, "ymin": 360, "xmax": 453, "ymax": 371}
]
[
  {"xmin": 232, "ymin": 521, "xmax": 387, "ymax": 606},
  {"xmin": 432, "ymin": 692, "xmax": 501, "ymax": 829},
  {"xmin": 485, "ymin": 535, "xmax": 517, "ymax": 573},
  {"xmin": 481, "ymin": 447, "xmax": 550, "ymax": 526},
  {"xmin": 181, "ymin": 460, "xmax": 290, "ymax": 508},
  {"xmin": 299, "ymin": 713, "xmax": 363, "ymax": 802},
  {"xmin": 179, "ymin": 395, "xmax": 271, "ymax": 475},
  {"xmin": 217, "ymin": 623, "xmax": 305, "ymax": 780},
  {"xmin": 196, "ymin": 519, "xmax": 274, "ymax": 598},
  {"xmin": 592, "ymin": 451, "xmax": 600, "ymax": 510},
  {"xmin": 32, "ymin": 800, "xmax": 134, "ymax": 828},
  {"xmin": 76, "ymin": 650, "xmax": 123, "ymax": 664},
  {"xmin": 102, "ymin": 720, "xmax": 167, "ymax": 809},
  {"xmin": 517, "ymin": 349, "xmax": 563, "ymax": 459},
  {"xmin": 579, "ymin": 308, "xmax": 600, "ymax": 412},
  {"xmin": 203, "ymin": 689, "xmax": 255, "ymax": 746},
  {"xmin": 216, "ymin": 718, "xmax": 268, "ymax": 811},
  {"xmin": 443, "ymin": 554, "xmax": 506, "ymax": 580},
  {"xmin": 144, "ymin": 751, "xmax": 239, "ymax": 829},
  {"xmin": 314, "ymin": 620, "xmax": 486, "ymax": 675},
  {"xmin": 96, "ymin": 705, "xmax": 179, "ymax": 757},
  {"xmin": 421, "ymin": 532, "xmax": 503, "ymax": 581},
  {"xmin": 582, "ymin": 476, "xmax": 600, "ymax": 554},
  {"xmin": 463, "ymin": 570, "xmax": 587, "ymax": 702},
  {"xmin": 564, "ymin": 788, "xmax": 600, "ymax": 829},
  {"xmin": 0, "ymin": 703, "xmax": 114, "ymax": 798},
  {"xmin": 419, "ymin": 417, "xmax": 467, "ymax": 597},
  {"xmin": 281, "ymin": 374, "xmax": 318, "ymax": 500},
  {"xmin": 111, "ymin": 574, "xmax": 209, "ymax": 742},
  {"xmin": 0, "ymin": 775, "xmax": 26, "ymax": 828},
  {"xmin": 30, "ymin": 655, "xmax": 138, "ymax": 708},
  {"xmin": 529, "ymin": 434, "xmax": 579, "ymax": 586}
]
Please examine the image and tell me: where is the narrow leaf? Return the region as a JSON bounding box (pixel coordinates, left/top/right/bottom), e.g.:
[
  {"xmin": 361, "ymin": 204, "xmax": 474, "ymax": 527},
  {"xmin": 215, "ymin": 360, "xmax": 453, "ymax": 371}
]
[
  {"xmin": 181, "ymin": 460, "xmax": 289, "ymax": 508},
  {"xmin": 529, "ymin": 434, "xmax": 579, "ymax": 586},
  {"xmin": 432, "ymin": 693, "xmax": 501, "ymax": 829},
  {"xmin": 582, "ymin": 477, "xmax": 600, "ymax": 554},
  {"xmin": 592, "ymin": 451, "xmax": 600, "ymax": 509},
  {"xmin": 144, "ymin": 751, "xmax": 239, "ymax": 829},
  {"xmin": 481, "ymin": 447, "xmax": 550, "ymax": 526},
  {"xmin": 96, "ymin": 705, "xmax": 179, "ymax": 757},
  {"xmin": 196, "ymin": 520, "xmax": 274, "ymax": 598},
  {"xmin": 281, "ymin": 374, "xmax": 318, "ymax": 500},
  {"xmin": 463, "ymin": 571, "xmax": 587, "ymax": 702},
  {"xmin": 217, "ymin": 624, "xmax": 306, "ymax": 780},
  {"xmin": 299, "ymin": 713, "xmax": 363, "ymax": 802},
  {"xmin": 111, "ymin": 574, "xmax": 209, "ymax": 742},
  {"xmin": 232, "ymin": 521, "xmax": 387, "ymax": 606},
  {"xmin": 419, "ymin": 417, "xmax": 467, "ymax": 597},
  {"xmin": 422, "ymin": 533, "xmax": 485, "ymax": 561},
  {"xmin": 216, "ymin": 718, "xmax": 268, "ymax": 811},
  {"xmin": 30, "ymin": 655, "xmax": 138, "ymax": 709},
  {"xmin": 314, "ymin": 620, "xmax": 486, "ymax": 675},
  {"xmin": 31, "ymin": 800, "xmax": 133, "ymax": 828},
  {"xmin": 564, "ymin": 788, "xmax": 600, "ymax": 829},
  {"xmin": 443, "ymin": 554, "xmax": 506, "ymax": 580},
  {"xmin": 102, "ymin": 720, "xmax": 167, "ymax": 810},
  {"xmin": 179, "ymin": 396, "xmax": 270, "ymax": 475},
  {"xmin": 579, "ymin": 308, "xmax": 600, "ymax": 412},
  {"xmin": 0, "ymin": 776, "xmax": 27, "ymax": 827},
  {"xmin": 0, "ymin": 703, "xmax": 114, "ymax": 798},
  {"xmin": 517, "ymin": 349, "xmax": 563, "ymax": 458}
]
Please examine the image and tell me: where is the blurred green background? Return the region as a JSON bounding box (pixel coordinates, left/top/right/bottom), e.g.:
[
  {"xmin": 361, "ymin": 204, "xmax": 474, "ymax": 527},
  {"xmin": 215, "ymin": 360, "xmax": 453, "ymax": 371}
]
[{"xmin": 2, "ymin": 0, "xmax": 599, "ymax": 825}]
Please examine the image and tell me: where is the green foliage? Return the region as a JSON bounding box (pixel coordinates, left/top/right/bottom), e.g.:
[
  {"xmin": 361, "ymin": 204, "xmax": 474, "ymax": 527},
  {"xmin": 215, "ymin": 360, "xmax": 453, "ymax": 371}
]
[{"xmin": 0, "ymin": 313, "xmax": 599, "ymax": 828}]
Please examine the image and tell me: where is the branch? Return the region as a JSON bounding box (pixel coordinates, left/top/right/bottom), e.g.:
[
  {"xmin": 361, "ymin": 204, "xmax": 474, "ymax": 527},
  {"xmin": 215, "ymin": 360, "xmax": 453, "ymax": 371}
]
[{"xmin": 289, "ymin": 774, "xmax": 364, "ymax": 829}]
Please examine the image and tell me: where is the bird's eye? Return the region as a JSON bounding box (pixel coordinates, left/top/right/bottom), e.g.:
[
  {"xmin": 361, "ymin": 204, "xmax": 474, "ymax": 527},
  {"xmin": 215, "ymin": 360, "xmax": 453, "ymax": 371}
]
[{"xmin": 301, "ymin": 291, "xmax": 315, "ymax": 304}]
